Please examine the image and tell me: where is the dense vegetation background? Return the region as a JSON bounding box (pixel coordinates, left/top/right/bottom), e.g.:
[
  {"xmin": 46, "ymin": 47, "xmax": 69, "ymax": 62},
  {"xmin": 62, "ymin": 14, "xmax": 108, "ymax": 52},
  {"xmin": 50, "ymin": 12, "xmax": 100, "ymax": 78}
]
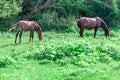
[
  {"xmin": 0, "ymin": 0, "xmax": 120, "ymax": 80},
  {"xmin": 0, "ymin": 0, "xmax": 120, "ymax": 31}
]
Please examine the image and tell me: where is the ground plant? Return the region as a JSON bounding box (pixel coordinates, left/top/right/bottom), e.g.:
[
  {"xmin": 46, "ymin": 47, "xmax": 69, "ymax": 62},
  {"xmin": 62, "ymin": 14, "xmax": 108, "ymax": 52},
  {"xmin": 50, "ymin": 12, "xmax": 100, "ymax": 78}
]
[{"xmin": 0, "ymin": 27, "xmax": 120, "ymax": 80}]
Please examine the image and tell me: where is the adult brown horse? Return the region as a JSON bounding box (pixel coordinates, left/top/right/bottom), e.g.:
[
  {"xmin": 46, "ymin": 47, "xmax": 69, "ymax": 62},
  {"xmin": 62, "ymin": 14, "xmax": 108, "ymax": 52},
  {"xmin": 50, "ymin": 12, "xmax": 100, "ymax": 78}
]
[
  {"xmin": 8, "ymin": 20, "xmax": 42, "ymax": 43},
  {"xmin": 77, "ymin": 17, "xmax": 110, "ymax": 38}
]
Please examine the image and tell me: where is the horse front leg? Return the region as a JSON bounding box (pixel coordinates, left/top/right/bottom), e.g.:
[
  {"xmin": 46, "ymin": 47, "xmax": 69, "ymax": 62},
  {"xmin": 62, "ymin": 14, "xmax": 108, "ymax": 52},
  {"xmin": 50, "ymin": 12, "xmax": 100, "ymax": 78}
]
[
  {"xmin": 31, "ymin": 31, "xmax": 34, "ymax": 42},
  {"xmin": 29, "ymin": 31, "xmax": 32, "ymax": 42},
  {"xmin": 19, "ymin": 31, "xmax": 23, "ymax": 43},
  {"xmin": 94, "ymin": 26, "xmax": 98, "ymax": 38},
  {"xmin": 15, "ymin": 31, "xmax": 19, "ymax": 43},
  {"xmin": 79, "ymin": 28, "xmax": 84, "ymax": 38},
  {"xmin": 29, "ymin": 31, "xmax": 34, "ymax": 42}
]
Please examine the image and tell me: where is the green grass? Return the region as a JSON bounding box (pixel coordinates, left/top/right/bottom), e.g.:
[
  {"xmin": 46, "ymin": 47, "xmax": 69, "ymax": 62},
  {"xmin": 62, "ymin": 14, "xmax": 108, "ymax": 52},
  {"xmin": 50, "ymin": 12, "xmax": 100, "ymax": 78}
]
[{"xmin": 0, "ymin": 28, "xmax": 120, "ymax": 80}]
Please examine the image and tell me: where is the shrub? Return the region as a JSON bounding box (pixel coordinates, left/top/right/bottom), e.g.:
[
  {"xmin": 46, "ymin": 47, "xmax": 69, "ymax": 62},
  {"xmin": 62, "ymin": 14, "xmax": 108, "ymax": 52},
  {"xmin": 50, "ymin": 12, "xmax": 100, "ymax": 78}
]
[
  {"xmin": 0, "ymin": 56, "xmax": 16, "ymax": 68},
  {"xmin": 35, "ymin": 12, "xmax": 77, "ymax": 31},
  {"xmin": 0, "ymin": 0, "xmax": 21, "ymax": 31}
]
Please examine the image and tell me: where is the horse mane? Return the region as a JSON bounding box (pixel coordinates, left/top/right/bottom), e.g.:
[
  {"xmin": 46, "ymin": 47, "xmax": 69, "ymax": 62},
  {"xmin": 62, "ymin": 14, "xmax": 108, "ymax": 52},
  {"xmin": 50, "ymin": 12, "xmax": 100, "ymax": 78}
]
[
  {"xmin": 101, "ymin": 20, "xmax": 109, "ymax": 32},
  {"xmin": 96, "ymin": 17, "xmax": 109, "ymax": 32},
  {"xmin": 34, "ymin": 22, "xmax": 42, "ymax": 38},
  {"xmin": 34, "ymin": 22, "xmax": 42, "ymax": 32}
]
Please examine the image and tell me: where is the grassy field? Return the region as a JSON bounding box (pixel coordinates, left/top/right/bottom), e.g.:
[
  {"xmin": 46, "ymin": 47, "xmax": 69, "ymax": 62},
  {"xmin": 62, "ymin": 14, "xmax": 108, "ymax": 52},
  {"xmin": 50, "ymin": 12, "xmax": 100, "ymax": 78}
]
[{"xmin": 0, "ymin": 28, "xmax": 120, "ymax": 80}]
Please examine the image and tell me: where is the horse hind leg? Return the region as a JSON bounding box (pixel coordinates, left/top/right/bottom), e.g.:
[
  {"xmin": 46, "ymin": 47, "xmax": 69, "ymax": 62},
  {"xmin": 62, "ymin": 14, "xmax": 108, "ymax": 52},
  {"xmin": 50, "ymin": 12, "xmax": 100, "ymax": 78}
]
[
  {"xmin": 19, "ymin": 31, "xmax": 23, "ymax": 43},
  {"xmin": 15, "ymin": 31, "xmax": 19, "ymax": 43}
]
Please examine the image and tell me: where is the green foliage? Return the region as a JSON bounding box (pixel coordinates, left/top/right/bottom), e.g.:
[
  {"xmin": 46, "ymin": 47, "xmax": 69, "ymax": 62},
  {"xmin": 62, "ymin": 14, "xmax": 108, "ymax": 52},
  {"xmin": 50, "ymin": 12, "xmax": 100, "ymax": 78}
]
[
  {"xmin": 0, "ymin": 56, "xmax": 16, "ymax": 68},
  {"xmin": 0, "ymin": 28, "xmax": 120, "ymax": 79},
  {"xmin": 26, "ymin": 42, "xmax": 119, "ymax": 64},
  {"xmin": 0, "ymin": 0, "xmax": 22, "ymax": 31},
  {"xmin": 35, "ymin": 11, "xmax": 76, "ymax": 31},
  {"xmin": 0, "ymin": 0, "xmax": 21, "ymax": 18},
  {"xmin": 117, "ymin": 0, "xmax": 120, "ymax": 9},
  {"xmin": 33, "ymin": 0, "xmax": 120, "ymax": 30},
  {"xmin": 0, "ymin": 0, "xmax": 120, "ymax": 31},
  {"xmin": 58, "ymin": 0, "xmax": 93, "ymax": 17},
  {"xmin": 0, "ymin": 32, "xmax": 12, "ymax": 38}
]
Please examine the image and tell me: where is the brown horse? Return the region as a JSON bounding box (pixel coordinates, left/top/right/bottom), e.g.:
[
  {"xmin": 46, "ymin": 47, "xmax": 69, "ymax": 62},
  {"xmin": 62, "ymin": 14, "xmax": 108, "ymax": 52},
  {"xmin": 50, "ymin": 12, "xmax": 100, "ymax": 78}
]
[
  {"xmin": 77, "ymin": 17, "xmax": 110, "ymax": 38},
  {"xmin": 8, "ymin": 20, "xmax": 42, "ymax": 43}
]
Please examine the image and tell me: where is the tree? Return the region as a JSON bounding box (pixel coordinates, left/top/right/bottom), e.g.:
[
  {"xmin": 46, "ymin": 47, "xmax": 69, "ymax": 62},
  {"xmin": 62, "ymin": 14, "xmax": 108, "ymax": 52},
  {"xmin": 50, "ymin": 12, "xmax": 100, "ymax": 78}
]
[
  {"xmin": 100, "ymin": 0, "xmax": 113, "ymax": 5},
  {"xmin": 0, "ymin": 0, "xmax": 21, "ymax": 18},
  {"xmin": 22, "ymin": 0, "xmax": 62, "ymax": 19}
]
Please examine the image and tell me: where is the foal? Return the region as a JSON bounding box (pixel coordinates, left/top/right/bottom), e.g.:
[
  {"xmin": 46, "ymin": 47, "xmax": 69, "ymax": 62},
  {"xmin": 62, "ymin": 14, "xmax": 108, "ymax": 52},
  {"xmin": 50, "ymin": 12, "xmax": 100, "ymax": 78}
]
[
  {"xmin": 8, "ymin": 20, "xmax": 42, "ymax": 43},
  {"xmin": 77, "ymin": 17, "xmax": 110, "ymax": 38}
]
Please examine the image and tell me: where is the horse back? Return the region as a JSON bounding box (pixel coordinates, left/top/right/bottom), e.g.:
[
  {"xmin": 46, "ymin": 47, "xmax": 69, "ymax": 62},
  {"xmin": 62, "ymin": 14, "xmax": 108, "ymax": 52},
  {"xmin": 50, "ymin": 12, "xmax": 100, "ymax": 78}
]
[
  {"xmin": 18, "ymin": 20, "xmax": 36, "ymax": 31},
  {"xmin": 77, "ymin": 17, "xmax": 101, "ymax": 29}
]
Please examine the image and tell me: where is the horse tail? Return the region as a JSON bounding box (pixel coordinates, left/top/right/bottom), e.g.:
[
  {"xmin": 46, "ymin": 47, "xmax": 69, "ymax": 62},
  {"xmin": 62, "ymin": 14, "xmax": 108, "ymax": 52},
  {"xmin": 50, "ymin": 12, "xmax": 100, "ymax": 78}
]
[
  {"xmin": 8, "ymin": 23, "xmax": 19, "ymax": 32},
  {"xmin": 77, "ymin": 20, "xmax": 81, "ymax": 28}
]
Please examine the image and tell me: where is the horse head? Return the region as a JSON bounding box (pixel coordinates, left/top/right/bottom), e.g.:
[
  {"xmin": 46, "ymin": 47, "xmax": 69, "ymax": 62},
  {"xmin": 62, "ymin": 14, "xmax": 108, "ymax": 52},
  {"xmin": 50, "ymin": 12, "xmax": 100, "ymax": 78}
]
[
  {"xmin": 100, "ymin": 20, "xmax": 110, "ymax": 37},
  {"xmin": 105, "ymin": 30, "xmax": 110, "ymax": 37},
  {"xmin": 38, "ymin": 32, "xmax": 42, "ymax": 40},
  {"xmin": 34, "ymin": 22, "xmax": 42, "ymax": 40}
]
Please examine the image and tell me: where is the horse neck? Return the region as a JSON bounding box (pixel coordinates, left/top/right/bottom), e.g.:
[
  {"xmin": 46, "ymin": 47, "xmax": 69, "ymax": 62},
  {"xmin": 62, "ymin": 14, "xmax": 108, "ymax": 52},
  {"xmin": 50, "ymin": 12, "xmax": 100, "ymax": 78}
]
[{"xmin": 101, "ymin": 21, "xmax": 109, "ymax": 33}]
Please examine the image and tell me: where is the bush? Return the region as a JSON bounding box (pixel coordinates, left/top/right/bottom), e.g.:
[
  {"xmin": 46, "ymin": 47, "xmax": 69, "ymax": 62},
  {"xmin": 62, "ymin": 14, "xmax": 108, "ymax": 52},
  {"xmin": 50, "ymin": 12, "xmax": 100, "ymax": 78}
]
[
  {"xmin": 0, "ymin": 0, "xmax": 120, "ymax": 31},
  {"xmin": 0, "ymin": 56, "xmax": 16, "ymax": 68},
  {"xmin": 0, "ymin": 0, "xmax": 21, "ymax": 31},
  {"xmin": 0, "ymin": 32, "xmax": 13, "ymax": 38},
  {"xmin": 35, "ymin": 11, "xmax": 77, "ymax": 31},
  {"xmin": 25, "ymin": 43, "xmax": 119, "ymax": 64}
]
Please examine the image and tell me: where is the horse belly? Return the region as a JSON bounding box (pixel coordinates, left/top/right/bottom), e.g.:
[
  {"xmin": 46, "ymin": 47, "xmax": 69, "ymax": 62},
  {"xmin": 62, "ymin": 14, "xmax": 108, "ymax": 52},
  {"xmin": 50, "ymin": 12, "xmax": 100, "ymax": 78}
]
[
  {"xmin": 25, "ymin": 27, "xmax": 34, "ymax": 31},
  {"xmin": 86, "ymin": 21, "xmax": 96, "ymax": 29},
  {"xmin": 86, "ymin": 26, "xmax": 94, "ymax": 30},
  {"xmin": 24, "ymin": 24, "xmax": 34, "ymax": 31},
  {"xmin": 86, "ymin": 24, "xmax": 95, "ymax": 29}
]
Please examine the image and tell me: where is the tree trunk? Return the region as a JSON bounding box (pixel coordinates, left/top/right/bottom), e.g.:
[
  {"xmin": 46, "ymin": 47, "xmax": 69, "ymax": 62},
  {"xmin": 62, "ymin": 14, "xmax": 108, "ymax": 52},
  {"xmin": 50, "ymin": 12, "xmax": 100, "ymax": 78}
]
[{"xmin": 22, "ymin": 0, "xmax": 62, "ymax": 20}]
